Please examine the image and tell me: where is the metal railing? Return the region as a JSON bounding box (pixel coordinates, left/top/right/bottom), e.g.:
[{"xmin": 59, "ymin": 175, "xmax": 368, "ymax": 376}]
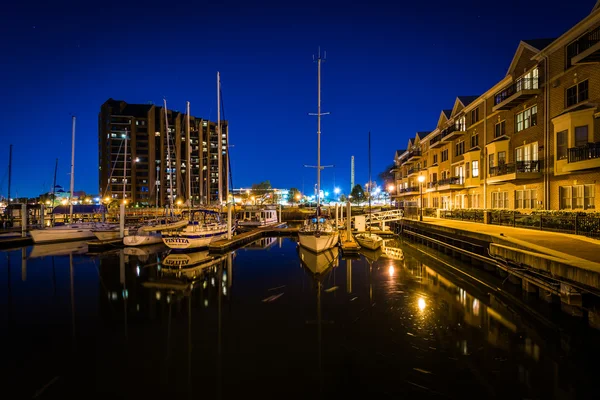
[
  {"xmin": 566, "ymin": 24, "xmax": 600, "ymax": 63},
  {"xmin": 399, "ymin": 186, "xmax": 419, "ymax": 193},
  {"xmin": 437, "ymin": 177, "xmax": 463, "ymax": 186},
  {"xmin": 567, "ymin": 142, "xmax": 600, "ymax": 163},
  {"xmin": 489, "ymin": 161, "xmax": 540, "ymax": 176},
  {"xmin": 494, "ymin": 77, "xmax": 539, "ymax": 105},
  {"xmin": 407, "ymin": 150, "xmax": 421, "ymax": 159},
  {"xmin": 430, "ymin": 134, "xmax": 441, "ymax": 146}
]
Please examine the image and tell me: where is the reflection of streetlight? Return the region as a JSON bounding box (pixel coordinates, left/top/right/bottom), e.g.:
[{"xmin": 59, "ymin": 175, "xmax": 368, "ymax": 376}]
[
  {"xmin": 388, "ymin": 265, "xmax": 395, "ymax": 277},
  {"xmin": 418, "ymin": 297, "xmax": 426, "ymax": 311},
  {"xmin": 417, "ymin": 175, "xmax": 425, "ymax": 221}
]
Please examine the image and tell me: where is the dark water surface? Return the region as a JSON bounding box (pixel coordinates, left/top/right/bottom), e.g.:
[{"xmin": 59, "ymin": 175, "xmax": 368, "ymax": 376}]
[{"xmin": 1, "ymin": 237, "xmax": 598, "ymax": 399}]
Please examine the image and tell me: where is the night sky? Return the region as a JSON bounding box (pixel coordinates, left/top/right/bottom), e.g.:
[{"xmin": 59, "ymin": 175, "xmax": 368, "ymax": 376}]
[{"xmin": 0, "ymin": 0, "xmax": 594, "ymax": 198}]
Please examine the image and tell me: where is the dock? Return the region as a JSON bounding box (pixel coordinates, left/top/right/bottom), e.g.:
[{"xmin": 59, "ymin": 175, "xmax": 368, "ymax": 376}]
[
  {"xmin": 208, "ymin": 227, "xmax": 298, "ymax": 252},
  {"xmin": 340, "ymin": 229, "xmax": 360, "ymax": 254},
  {"xmin": 0, "ymin": 235, "xmax": 32, "ymax": 250}
]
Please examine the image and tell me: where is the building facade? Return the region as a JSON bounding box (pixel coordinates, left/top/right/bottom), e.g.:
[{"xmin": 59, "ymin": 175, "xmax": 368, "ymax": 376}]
[
  {"xmin": 99, "ymin": 99, "xmax": 228, "ymax": 206},
  {"xmin": 393, "ymin": 2, "xmax": 600, "ymax": 213}
]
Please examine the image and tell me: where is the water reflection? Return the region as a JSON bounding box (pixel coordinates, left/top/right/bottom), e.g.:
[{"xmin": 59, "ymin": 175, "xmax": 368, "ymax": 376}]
[{"xmin": 1, "ymin": 237, "xmax": 599, "ymax": 398}]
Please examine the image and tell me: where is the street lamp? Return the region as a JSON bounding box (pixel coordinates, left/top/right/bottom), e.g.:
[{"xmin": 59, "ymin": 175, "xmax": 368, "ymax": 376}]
[
  {"xmin": 387, "ymin": 184, "xmax": 394, "ymax": 207},
  {"xmin": 417, "ymin": 175, "xmax": 425, "ymax": 221}
]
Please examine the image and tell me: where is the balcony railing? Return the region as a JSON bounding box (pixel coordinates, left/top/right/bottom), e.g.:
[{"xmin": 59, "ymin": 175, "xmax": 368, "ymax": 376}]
[
  {"xmin": 440, "ymin": 123, "xmax": 465, "ymax": 140},
  {"xmin": 568, "ymin": 143, "xmax": 600, "ymax": 163},
  {"xmin": 407, "ymin": 150, "xmax": 421, "ymax": 159},
  {"xmin": 407, "ymin": 167, "xmax": 419, "ymax": 175},
  {"xmin": 437, "ymin": 177, "xmax": 463, "ymax": 186},
  {"xmin": 430, "ymin": 134, "xmax": 442, "ymax": 147},
  {"xmin": 427, "ymin": 181, "xmax": 437, "ymax": 189},
  {"xmin": 489, "ymin": 161, "xmax": 541, "ymax": 176},
  {"xmin": 566, "ymin": 24, "xmax": 600, "ymax": 66},
  {"xmin": 493, "ymin": 77, "xmax": 539, "ymax": 106},
  {"xmin": 399, "ymin": 186, "xmax": 419, "ymax": 193}
]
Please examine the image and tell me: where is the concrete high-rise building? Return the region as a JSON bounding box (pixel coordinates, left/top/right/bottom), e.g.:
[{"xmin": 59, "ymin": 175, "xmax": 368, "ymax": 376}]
[{"xmin": 98, "ymin": 99, "xmax": 228, "ymax": 206}]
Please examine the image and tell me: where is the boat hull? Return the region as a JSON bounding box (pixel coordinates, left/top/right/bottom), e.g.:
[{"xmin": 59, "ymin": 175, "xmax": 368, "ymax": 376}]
[
  {"xmin": 123, "ymin": 233, "xmax": 163, "ymax": 246},
  {"xmin": 92, "ymin": 229, "xmax": 121, "ymax": 242},
  {"xmin": 298, "ymin": 231, "xmax": 339, "ymax": 253},
  {"xmin": 30, "ymin": 224, "xmax": 101, "ymax": 244},
  {"xmin": 355, "ymin": 233, "xmax": 383, "ymax": 250},
  {"xmin": 162, "ymin": 226, "xmax": 231, "ymax": 250}
]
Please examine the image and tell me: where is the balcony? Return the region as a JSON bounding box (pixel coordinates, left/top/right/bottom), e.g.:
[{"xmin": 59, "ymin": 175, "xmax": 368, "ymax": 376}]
[
  {"xmin": 437, "ymin": 177, "xmax": 464, "ymax": 191},
  {"xmin": 399, "ymin": 186, "xmax": 419, "ymax": 195},
  {"xmin": 567, "ymin": 25, "xmax": 600, "ymax": 66},
  {"xmin": 563, "ymin": 143, "xmax": 600, "ymax": 172},
  {"xmin": 407, "ymin": 167, "xmax": 420, "ymax": 177},
  {"xmin": 487, "ymin": 160, "xmax": 542, "ymax": 184},
  {"xmin": 440, "ymin": 123, "xmax": 465, "ymax": 142},
  {"xmin": 406, "ymin": 150, "xmax": 422, "ymax": 162},
  {"xmin": 430, "ymin": 134, "xmax": 443, "ymax": 149},
  {"xmin": 493, "ymin": 77, "xmax": 540, "ymax": 111}
]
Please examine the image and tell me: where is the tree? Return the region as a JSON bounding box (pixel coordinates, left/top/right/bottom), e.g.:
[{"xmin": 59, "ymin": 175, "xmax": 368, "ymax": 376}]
[
  {"xmin": 378, "ymin": 163, "xmax": 396, "ymax": 189},
  {"xmin": 339, "ymin": 194, "xmax": 347, "ymax": 203},
  {"xmin": 251, "ymin": 181, "xmax": 272, "ymax": 204},
  {"xmin": 350, "ymin": 184, "xmax": 365, "ymax": 205},
  {"xmin": 288, "ymin": 188, "xmax": 301, "ymax": 206}
]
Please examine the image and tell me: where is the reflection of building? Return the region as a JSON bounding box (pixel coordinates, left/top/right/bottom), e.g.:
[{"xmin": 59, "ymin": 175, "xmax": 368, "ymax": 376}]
[
  {"xmin": 244, "ymin": 237, "xmax": 279, "ymax": 250},
  {"xmin": 393, "ymin": 4, "xmax": 600, "ymax": 211},
  {"xmin": 99, "ymin": 99, "xmax": 228, "ymax": 206}
]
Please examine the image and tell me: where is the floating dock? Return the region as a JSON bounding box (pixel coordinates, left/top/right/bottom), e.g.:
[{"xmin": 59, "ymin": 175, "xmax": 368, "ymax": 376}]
[
  {"xmin": 340, "ymin": 230, "xmax": 360, "ymax": 254},
  {"xmin": 208, "ymin": 227, "xmax": 299, "ymax": 252}
]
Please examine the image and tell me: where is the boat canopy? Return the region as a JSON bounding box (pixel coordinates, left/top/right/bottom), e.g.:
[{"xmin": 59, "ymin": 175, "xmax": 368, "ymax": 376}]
[{"xmin": 52, "ymin": 205, "xmax": 108, "ymax": 214}]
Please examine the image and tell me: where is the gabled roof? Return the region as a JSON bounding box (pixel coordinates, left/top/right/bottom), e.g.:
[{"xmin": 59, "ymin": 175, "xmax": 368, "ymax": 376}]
[
  {"xmin": 594, "ymin": 0, "xmax": 600, "ymax": 12},
  {"xmin": 457, "ymin": 96, "xmax": 479, "ymax": 108},
  {"xmin": 506, "ymin": 40, "xmax": 544, "ymax": 77},
  {"xmin": 417, "ymin": 131, "xmax": 430, "ymax": 138},
  {"xmin": 437, "ymin": 110, "xmax": 450, "ymax": 128},
  {"xmin": 522, "ymin": 38, "xmax": 556, "ymax": 51}
]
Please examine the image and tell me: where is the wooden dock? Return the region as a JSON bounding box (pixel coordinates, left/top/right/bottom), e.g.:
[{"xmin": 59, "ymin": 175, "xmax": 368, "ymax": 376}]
[
  {"xmin": 340, "ymin": 230, "xmax": 360, "ymax": 254},
  {"xmin": 0, "ymin": 236, "xmax": 32, "ymax": 250},
  {"xmin": 208, "ymin": 227, "xmax": 299, "ymax": 252}
]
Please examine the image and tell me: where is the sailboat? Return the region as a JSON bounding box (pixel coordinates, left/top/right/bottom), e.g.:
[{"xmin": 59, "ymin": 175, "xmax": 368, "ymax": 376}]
[
  {"xmin": 355, "ymin": 132, "xmax": 383, "ymax": 250},
  {"xmin": 123, "ymin": 99, "xmax": 187, "ymax": 246},
  {"xmin": 30, "ymin": 117, "xmax": 113, "ymax": 244},
  {"xmin": 298, "ymin": 51, "xmax": 339, "ymax": 253},
  {"xmin": 161, "ymin": 75, "xmax": 231, "ymax": 250}
]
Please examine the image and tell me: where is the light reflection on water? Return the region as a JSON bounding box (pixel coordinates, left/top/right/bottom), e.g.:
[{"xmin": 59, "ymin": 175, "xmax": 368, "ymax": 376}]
[{"xmin": 0, "ymin": 237, "xmax": 597, "ymax": 398}]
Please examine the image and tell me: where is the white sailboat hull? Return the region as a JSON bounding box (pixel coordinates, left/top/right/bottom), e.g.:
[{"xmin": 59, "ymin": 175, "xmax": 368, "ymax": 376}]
[
  {"xmin": 123, "ymin": 233, "xmax": 163, "ymax": 246},
  {"xmin": 92, "ymin": 229, "xmax": 121, "ymax": 242},
  {"xmin": 355, "ymin": 233, "xmax": 383, "ymax": 250},
  {"xmin": 30, "ymin": 223, "xmax": 109, "ymax": 244},
  {"xmin": 162, "ymin": 225, "xmax": 231, "ymax": 250},
  {"xmin": 298, "ymin": 231, "xmax": 339, "ymax": 253}
]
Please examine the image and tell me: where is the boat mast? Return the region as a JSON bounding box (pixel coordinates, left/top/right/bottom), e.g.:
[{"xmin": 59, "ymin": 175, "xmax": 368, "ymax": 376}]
[
  {"xmin": 217, "ymin": 72, "xmax": 222, "ymax": 205},
  {"xmin": 368, "ymin": 131, "xmax": 372, "ymax": 235},
  {"xmin": 51, "ymin": 158, "xmax": 58, "ymax": 225},
  {"xmin": 186, "ymin": 101, "xmax": 192, "ymax": 207},
  {"xmin": 7, "ymin": 144, "xmax": 12, "ymax": 205},
  {"xmin": 69, "ymin": 116, "xmax": 76, "ymax": 223},
  {"xmin": 163, "ymin": 99, "xmax": 174, "ymax": 215},
  {"xmin": 122, "ymin": 130, "xmax": 128, "ymax": 204}
]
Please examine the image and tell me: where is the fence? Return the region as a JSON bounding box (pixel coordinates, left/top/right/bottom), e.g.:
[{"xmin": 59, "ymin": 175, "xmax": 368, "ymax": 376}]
[{"xmin": 439, "ymin": 209, "xmax": 600, "ymax": 239}]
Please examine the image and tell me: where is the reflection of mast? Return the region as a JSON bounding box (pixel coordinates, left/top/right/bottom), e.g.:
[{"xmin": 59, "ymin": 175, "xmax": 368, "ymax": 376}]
[
  {"xmin": 70, "ymin": 253, "xmax": 76, "ymax": 351},
  {"xmin": 346, "ymin": 259, "xmax": 352, "ymax": 293},
  {"xmin": 6, "ymin": 252, "xmax": 11, "ymax": 332},
  {"xmin": 187, "ymin": 294, "xmax": 192, "ymax": 398},
  {"xmin": 217, "ymin": 260, "xmax": 223, "ymax": 399},
  {"xmin": 120, "ymin": 250, "xmax": 128, "ymax": 340},
  {"xmin": 21, "ymin": 248, "xmax": 26, "ymax": 281},
  {"xmin": 317, "ymin": 279, "xmax": 323, "ymax": 392}
]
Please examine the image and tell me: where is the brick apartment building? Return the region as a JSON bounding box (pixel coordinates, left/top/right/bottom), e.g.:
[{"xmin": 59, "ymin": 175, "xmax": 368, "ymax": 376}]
[
  {"xmin": 393, "ymin": 1, "xmax": 600, "ymax": 212},
  {"xmin": 99, "ymin": 99, "xmax": 228, "ymax": 206}
]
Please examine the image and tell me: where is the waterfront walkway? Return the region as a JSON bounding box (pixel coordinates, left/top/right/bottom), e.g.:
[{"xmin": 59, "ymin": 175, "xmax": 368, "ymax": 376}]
[{"xmin": 417, "ymin": 217, "xmax": 600, "ymax": 268}]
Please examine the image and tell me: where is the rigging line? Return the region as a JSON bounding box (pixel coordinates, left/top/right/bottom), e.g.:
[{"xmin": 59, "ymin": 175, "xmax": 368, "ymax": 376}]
[{"xmin": 101, "ymin": 138, "xmax": 125, "ymax": 199}]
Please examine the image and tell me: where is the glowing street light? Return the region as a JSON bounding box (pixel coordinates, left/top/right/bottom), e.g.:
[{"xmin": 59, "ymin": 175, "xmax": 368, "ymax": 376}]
[{"xmin": 334, "ymin": 187, "xmax": 340, "ymax": 195}]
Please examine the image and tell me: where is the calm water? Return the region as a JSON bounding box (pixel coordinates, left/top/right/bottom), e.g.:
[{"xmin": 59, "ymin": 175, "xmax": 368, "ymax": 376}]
[{"xmin": 1, "ymin": 237, "xmax": 598, "ymax": 399}]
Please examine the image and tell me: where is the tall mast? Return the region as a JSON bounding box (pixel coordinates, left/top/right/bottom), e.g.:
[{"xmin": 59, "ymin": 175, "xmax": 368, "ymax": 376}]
[
  {"xmin": 7, "ymin": 144, "xmax": 12, "ymax": 204},
  {"xmin": 164, "ymin": 99, "xmax": 174, "ymax": 213},
  {"xmin": 52, "ymin": 158, "xmax": 58, "ymax": 225},
  {"xmin": 69, "ymin": 116, "xmax": 76, "ymax": 222},
  {"xmin": 368, "ymin": 131, "xmax": 372, "ymax": 234},
  {"xmin": 122, "ymin": 130, "xmax": 128, "ymax": 204},
  {"xmin": 317, "ymin": 54, "xmax": 321, "ymax": 219},
  {"xmin": 186, "ymin": 101, "xmax": 191, "ymax": 206},
  {"xmin": 217, "ymin": 72, "xmax": 222, "ymax": 205}
]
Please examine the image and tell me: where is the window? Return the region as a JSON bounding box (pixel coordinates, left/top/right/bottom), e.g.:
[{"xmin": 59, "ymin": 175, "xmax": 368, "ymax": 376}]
[
  {"xmin": 489, "ymin": 154, "xmax": 495, "ymax": 169},
  {"xmin": 575, "ymin": 126, "xmax": 588, "ymax": 147},
  {"xmin": 515, "ymin": 106, "xmax": 537, "ymax": 133},
  {"xmin": 491, "ymin": 191, "xmax": 509, "ymax": 209},
  {"xmin": 557, "ymin": 130, "xmax": 568, "ymax": 160},
  {"xmin": 515, "ymin": 189, "xmax": 537, "ymax": 209},
  {"xmin": 466, "ymin": 162, "xmax": 470, "ymax": 178},
  {"xmin": 455, "ymin": 116, "xmax": 466, "ymax": 131},
  {"xmin": 469, "ymin": 194, "xmax": 480, "ymax": 209},
  {"xmin": 433, "ymin": 197, "xmax": 439, "ymax": 208},
  {"xmin": 472, "ymin": 161, "xmax": 479, "ymax": 177},
  {"xmin": 441, "ymin": 149, "xmax": 448, "ymax": 162},
  {"xmin": 498, "ymin": 151, "xmax": 506, "ymax": 165},
  {"xmin": 495, "ymin": 121, "xmax": 506, "ymax": 138},
  {"xmin": 560, "ymin": 185, "xmax": 595, "ymax": 209},
  {"xmin": 423, "ymin": 160, "xmax": 428, "ymax": 168},
  {"xmin": 471, "ymin": 108, "xmax": 479, "ymax": 125},
  {"xmin": 455, "ymin": 141, "xmax": 465, "ymax": 157},
  {"xmin": 520, "ymin": 67, "xmax": 539, "ymax": 90},
  {"xmin": 471, "ymin": 133, "xmax": 479, "ymax": 148},
  {"xmin": 433, "ymin": 154, "xmax": 438, "ymax": 164},
  {"xmin": 566, "ymin": 80, "xmax": 589, "ymax": 107}
]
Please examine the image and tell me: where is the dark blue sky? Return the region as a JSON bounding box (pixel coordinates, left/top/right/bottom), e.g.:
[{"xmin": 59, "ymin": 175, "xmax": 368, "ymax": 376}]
[{"xmin": 0, "ymin": 0, "xmax": 594, "ymax": 198}]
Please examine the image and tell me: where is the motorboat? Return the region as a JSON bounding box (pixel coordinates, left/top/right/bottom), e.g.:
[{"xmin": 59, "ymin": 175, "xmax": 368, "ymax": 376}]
[{"xmin": 162, "ymin": 209, "xmax": 233, "ymax": 250}]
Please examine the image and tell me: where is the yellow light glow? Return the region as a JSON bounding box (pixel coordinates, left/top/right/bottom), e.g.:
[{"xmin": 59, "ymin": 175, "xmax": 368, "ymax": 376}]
[
  {"xmin": 418, "ymin": 297, "xmax": 426, "ymax": 311},
  {"xmin": 61, "ymin": 199, "xmax": 68, "ymax": 205},
  {"xmin": 418, "ymin": 175, "xmax": 425, "ymax": 183},
  {"xmin": 388, "ymin": 265, "xmax": 395, "ymax": 277},
  {"xmin": 295, "ymin": 194, "xmax": 301, "ymax": 200},
  {"xmin": 45, "ymin": 201, "xmax": 51, "ymax": 205},
  {"xmin": 387, "ymin": 185, "xmax": 394, "ymax": 192},
  {"xmin": 104, "ymin": 197, "xmax": 110, "ymax": 203},
  {"xmin": 177, "ymin": 200, "xmax": 182, "ymax": 205}
]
